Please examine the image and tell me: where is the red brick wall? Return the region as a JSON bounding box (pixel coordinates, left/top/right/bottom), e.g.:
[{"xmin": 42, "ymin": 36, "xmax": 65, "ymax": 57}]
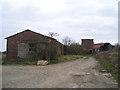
[
  {"xmin": 81, "ymin": 39, "xmax": 94, "ymax": 52},
  {"xmin": 6, "ymin": 30, "xmax": 45, "ymax": 59}
]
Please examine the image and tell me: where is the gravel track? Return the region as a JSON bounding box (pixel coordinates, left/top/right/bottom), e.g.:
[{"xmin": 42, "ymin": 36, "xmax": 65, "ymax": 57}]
[{"xmin": 2, "ymin": 57, "xmax": 118, "ymax": 88}]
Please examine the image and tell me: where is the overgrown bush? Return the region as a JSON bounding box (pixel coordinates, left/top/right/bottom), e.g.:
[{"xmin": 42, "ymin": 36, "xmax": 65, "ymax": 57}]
[
  {"xmin": 47, "ymin": 40, "xmax": 58, "ymax": 60},
  {"xmin": 27, "ymin": 39, "xmax": 58, "ymax": 61},
  {"xmin": 64, "ymin": 43, "xmax": 84, "ymax": 55}
]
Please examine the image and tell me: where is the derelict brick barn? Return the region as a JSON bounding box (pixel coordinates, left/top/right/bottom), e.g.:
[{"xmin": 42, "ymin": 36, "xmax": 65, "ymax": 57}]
[{"xmin": 5, "ymin": 29, "xmax": 64, "ymax": 60}]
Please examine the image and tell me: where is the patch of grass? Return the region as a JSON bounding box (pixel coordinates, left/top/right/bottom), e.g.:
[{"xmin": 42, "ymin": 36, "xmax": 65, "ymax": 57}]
[
  {"xmin": 0, "ymin": 53, "xmax": 6, "ymax": 59},
  {"xmin": 2, "ymin": 54, "xmax": 6, "ymax": 57},
  {"xmin": 82, "ymin": 53, "xmax": 95, "ymax": 58},
  {"xmin": 0, "ymin": 54, "xmax": 2, "ymax": 58},
  {"xmin": 2, "ymin": 55, "xmax": 84, "ymax": 65},
  {"xmin": 49, "ymin": 55, "xmax": 84, "ymax": 64},
  {"xmin": 2, "ymin": 60, "xmax": 37, "ymax": 65},
  {"xmin": 95, "ymin": 50, "xmax": 118, "ymax": 83},
  {"xmin": 3, "ymin": 54, "xmax": 93, "ymax": 65}
]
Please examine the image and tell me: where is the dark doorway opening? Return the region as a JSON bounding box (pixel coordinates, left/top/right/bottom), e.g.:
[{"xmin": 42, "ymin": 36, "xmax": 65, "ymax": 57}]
[{"xmin": 89, "ymin": 50, "xmax": 92, "ymax": 54}]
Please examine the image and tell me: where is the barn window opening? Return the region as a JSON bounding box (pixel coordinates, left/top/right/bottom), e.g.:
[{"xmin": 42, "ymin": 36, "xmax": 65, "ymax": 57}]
[
  {"xmin": 29, "ymin": 48, "xmax": 32, "ymax": 51},
  {"xmin": 29, "ymin": 43, "xmax": 36, "ymax": 51},
  {"xmin": 29, "ymin": 43, "xmax": 35, "ymax": 48},
  {"xmin": 29, "ymin": 48, "xmax": 36, "ymax": 51}
]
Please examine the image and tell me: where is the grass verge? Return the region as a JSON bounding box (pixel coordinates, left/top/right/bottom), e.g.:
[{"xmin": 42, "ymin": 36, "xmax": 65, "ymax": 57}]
[
  {"xmin": 2, "ymin": 60, "xmax": 37, "ymax": 66},
  {"xmin": 2, "ymin": 55, "xmax": 84, "ymax": 65},
  {"xmin": 49, "ymin": 55, "xmax": 84, "ymax": 64},
  {"xmin": 95, "ymin": 51, "xmax": 118, "ymax": 83}
]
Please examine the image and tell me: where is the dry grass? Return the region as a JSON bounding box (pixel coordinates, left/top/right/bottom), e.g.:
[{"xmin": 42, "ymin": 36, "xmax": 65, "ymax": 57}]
[
  {"xmin": 49, "ymin": 55, "xmax": 84, "ymax": 64},
  {"xmin": 95, "ymin": 49, "xmax": 119, "ymax": 84}
]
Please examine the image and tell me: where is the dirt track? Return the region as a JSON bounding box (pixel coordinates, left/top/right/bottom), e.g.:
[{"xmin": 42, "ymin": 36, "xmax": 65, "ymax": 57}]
[{"xmin": 2, "ymin": 57, "xmax": 118, "ymax": 88}]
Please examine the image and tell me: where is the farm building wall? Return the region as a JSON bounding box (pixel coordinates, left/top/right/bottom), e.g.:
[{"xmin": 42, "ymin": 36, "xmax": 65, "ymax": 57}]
[
  {"xmin": 6, "ymin": 30, "xmax": 45, "ymax": 60},
  {"xmin": 81, "ymin": 39, "xmax": 94, "ymax": 53},
  {"xmin": 18, "ymin": 39, "xmax": 64, "ymax": 60},
  {"xmin": 6, "ymin": 30, "xmax": 64, "ymax": 60}
]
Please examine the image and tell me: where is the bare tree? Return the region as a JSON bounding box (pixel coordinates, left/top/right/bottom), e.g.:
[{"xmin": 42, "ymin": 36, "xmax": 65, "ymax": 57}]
[
  {"xmin": 62, "ymin": 36, "xmax": 74, "ymax": 46},
  {"xmin": 48, "ymin": 32, "xmax": 59, "ymax": 38}
]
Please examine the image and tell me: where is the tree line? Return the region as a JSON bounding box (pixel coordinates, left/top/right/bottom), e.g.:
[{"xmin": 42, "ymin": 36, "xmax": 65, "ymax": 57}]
[{"xmin": 48, "ymin": 32, "xmax": 84, "ymax": 55}]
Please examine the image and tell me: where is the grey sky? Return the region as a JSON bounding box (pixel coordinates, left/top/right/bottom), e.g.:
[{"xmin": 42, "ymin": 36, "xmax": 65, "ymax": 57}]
[{"xmin": 1, "ymin": 0, "xmax": 118, "ymax": 51}]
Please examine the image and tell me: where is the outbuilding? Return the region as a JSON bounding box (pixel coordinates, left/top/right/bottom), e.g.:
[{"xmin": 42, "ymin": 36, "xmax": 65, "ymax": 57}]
[{"xmin": 5, "ymin": 29, "xmax": 64, "ymax": 60}]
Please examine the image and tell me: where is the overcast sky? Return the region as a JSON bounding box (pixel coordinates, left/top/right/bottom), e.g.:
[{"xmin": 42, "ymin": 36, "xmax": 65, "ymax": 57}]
[{"xmin": 1, "ymin": 0, "xmax": 118, "ymax": 51}]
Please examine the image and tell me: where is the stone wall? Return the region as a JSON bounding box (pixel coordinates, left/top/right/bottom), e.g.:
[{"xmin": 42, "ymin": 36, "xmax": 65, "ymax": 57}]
[
  {"xmin": 17, "ymin": 38, "xmax": 64, "ymax": 61},
  {"xmin": 17, "ymin": 42, "xmax": 29, "ymax": 60}
]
